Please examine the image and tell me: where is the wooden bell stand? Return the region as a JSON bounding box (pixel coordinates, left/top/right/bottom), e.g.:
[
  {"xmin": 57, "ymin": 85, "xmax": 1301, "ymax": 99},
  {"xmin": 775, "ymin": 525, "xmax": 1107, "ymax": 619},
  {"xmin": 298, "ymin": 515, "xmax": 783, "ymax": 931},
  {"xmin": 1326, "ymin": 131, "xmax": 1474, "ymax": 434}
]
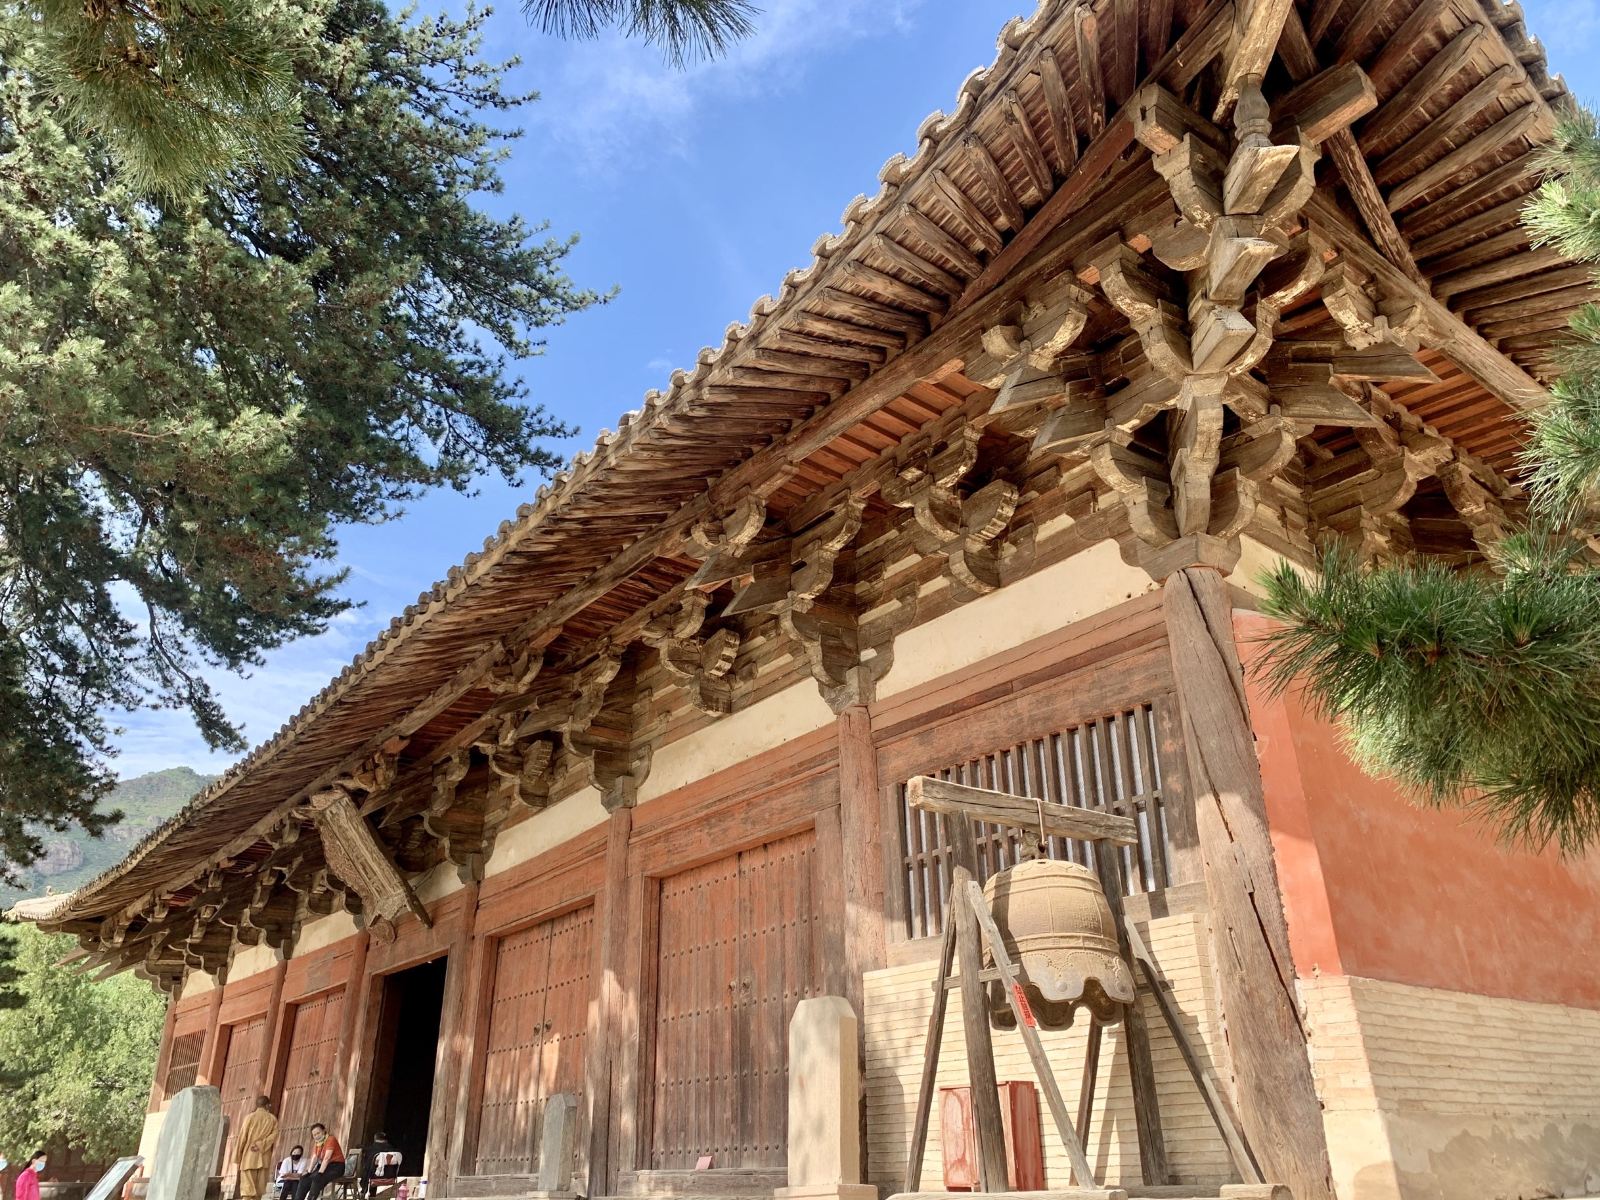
[{"xmin": 896, "ymin": 776, "xmax": 1279, "ymax": 1200}]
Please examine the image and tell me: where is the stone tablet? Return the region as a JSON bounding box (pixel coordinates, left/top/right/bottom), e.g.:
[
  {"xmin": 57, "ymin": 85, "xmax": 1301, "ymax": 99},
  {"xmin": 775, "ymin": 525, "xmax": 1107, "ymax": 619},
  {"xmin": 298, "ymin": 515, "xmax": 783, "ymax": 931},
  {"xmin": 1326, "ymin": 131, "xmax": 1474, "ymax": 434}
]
[
  {"xmin": 148, "ymin": 1087, "xmax": 223, "ymax": 1200},
  {"xmin": 536, "ymin": 1093, "xmax": 578, "ymax": 1195}
]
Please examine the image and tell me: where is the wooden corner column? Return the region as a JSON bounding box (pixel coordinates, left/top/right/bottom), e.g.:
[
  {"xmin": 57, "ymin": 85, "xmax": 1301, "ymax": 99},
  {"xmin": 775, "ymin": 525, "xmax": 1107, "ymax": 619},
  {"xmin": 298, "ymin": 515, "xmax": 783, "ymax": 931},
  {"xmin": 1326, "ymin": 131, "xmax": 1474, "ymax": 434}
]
[{"xmin": 1162, "ymin": 564, "xmax": 1332, "ymax": 1200}]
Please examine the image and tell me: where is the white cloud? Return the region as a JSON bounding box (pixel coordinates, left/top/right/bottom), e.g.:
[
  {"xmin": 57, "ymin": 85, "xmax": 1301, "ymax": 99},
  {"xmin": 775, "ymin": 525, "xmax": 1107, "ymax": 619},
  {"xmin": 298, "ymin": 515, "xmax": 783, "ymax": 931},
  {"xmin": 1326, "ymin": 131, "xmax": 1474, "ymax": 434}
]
[{"xmin": 523, "ymin": 0, "xmax": 926, "ymax": 171}]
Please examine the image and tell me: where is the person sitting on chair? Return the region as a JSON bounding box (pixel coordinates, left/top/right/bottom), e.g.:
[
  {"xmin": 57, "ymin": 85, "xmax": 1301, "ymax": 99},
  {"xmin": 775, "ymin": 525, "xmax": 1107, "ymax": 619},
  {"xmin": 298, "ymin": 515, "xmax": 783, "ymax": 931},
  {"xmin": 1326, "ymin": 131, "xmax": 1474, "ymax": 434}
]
[
  {"xmin": 275, "ymin": 1148, "xmax": 306, "ymax": 1199},
  {"xmin": 359, "ymin": 1135, "xmax": 400, "ymax": 1199},
  {"xmin": 293, "ymin": 1125, "xmax": 345, "ymax": 1200}
]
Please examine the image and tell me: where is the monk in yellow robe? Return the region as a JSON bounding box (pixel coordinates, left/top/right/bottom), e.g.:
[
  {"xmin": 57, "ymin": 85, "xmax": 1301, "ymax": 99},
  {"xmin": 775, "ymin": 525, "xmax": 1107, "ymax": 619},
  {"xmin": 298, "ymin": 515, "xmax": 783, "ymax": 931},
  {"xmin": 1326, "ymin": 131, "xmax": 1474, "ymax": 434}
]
[{"xmin": 237, "ymin": 1097, "xmax": 281, "ymax": 1200}]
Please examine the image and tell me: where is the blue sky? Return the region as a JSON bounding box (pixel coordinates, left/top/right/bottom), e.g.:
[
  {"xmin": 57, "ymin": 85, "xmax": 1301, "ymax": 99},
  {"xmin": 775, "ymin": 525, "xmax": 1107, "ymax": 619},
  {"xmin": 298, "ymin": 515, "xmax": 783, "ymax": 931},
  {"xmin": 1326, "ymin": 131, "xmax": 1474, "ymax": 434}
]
[{"xmin": 112, "ymin": 0, "xmax": 1600, "ymax": 778}]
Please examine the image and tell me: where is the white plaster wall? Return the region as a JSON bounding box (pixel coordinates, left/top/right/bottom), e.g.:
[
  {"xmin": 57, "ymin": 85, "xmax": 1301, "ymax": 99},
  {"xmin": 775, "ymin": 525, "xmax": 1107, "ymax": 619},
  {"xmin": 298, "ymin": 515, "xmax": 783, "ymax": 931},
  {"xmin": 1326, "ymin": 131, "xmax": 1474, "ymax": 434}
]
[
  {"xmin": 878, "ymin": 540, "xmax": 1156, "ymax": 700},
  {"xmin": 180, "ymin": 970, "xmax": 218, "ymax": 999},
  {"xmin": 1227, "ymin": 535, "xmax": 1309, "ymax": 600},
  {"xmin": 635, "ymin": 679, "xmax": 836, "ymax": 805},
  {"xmin": 228, "ymin": 941, "xmax": 279, "ymax": 982},
  {"xmin": 136, "ymin": 1109, "xmax": 165, "ymax": 1165},
  {"xmin": 484, "ymin": 786, "xmax": 609, "ymax": 878},
  {"xmin": 413, "ymin": 859, "xmax": 467, "ymax": 906},
  {"xmin": 295, "ymin": 909, "xmax": 360, "ymax": 955}
]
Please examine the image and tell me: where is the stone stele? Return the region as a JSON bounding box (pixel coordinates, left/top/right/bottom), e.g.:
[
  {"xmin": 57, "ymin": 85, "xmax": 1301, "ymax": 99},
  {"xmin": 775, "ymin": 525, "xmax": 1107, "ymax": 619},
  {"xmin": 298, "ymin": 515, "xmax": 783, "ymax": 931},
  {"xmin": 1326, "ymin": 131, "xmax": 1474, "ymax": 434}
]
[
  {"xmin": 147, "ymin": 1086, "xmax": 223, "ymax": 1200},
  {"xmin": 776, "ymin": 996, "xmax": 876, "ymax": 1200}
]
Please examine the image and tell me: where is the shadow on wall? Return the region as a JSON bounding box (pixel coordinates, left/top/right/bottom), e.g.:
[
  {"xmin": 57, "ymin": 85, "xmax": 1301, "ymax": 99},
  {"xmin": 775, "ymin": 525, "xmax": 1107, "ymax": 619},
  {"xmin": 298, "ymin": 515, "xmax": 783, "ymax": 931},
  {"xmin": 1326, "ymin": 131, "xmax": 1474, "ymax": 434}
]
[{"xmin": 1342, "ymin": 1118, "xmax": 1600, "ymax": 1200}]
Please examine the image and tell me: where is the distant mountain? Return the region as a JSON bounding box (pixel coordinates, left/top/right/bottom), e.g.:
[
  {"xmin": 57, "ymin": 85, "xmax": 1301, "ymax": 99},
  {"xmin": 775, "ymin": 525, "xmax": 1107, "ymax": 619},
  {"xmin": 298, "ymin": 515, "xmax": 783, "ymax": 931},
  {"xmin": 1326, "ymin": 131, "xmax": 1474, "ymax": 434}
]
[{"xmin": 3, "ymin": 767, "xmax": 218, "ymax": 904}]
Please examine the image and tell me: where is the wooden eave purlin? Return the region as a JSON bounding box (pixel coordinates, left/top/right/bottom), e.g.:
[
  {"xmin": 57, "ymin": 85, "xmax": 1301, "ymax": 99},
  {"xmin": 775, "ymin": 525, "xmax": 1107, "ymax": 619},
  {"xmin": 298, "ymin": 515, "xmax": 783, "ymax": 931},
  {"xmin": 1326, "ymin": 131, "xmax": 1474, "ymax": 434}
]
[{"xmin": 45, "ymin": 0, "xmax": 1583, "ymax": 960}]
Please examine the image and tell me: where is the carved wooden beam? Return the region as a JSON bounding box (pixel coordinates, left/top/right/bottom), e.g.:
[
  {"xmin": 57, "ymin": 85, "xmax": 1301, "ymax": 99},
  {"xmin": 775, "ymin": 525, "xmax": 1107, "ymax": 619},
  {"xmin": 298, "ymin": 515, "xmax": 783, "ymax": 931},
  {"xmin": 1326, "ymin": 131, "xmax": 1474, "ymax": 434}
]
[
  {"xmin": 965, "ymin": 276, "xmax": 1094, "ymax": 437},
  {"xmin": 881, "ymin": 426, "xmax": 1022, "ymax": 597},
  {"xmin": 309, "ymin": 787, "xmax": 429, "ymax": 944},
  {"xmin": 642, "ymin": 593, "xmax": 744, "ymax": 716},
  {"xmin": 568, "ymin": 655, "xmax": 655, "ymax": 812},
  {"xmin": 1216, "ymin": 0, "xmax": 1296, "ymax": 120},
  {"xmin": 1070, "ymin": 73, "xmax": 1426, "ymax": 577}
]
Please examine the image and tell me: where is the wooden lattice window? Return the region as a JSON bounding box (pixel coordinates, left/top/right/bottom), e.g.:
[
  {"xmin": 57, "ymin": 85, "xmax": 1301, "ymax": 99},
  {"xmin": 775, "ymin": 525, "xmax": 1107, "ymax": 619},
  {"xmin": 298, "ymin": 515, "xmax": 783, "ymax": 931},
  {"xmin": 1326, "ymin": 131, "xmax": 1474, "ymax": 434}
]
[
  {"xmin": 895, "ymin": 703, "xmax": 1172, "ymax": 941},
  {"xmin": 163, "ymin": 1029, "xmax": 204, "ymax": 1100}
]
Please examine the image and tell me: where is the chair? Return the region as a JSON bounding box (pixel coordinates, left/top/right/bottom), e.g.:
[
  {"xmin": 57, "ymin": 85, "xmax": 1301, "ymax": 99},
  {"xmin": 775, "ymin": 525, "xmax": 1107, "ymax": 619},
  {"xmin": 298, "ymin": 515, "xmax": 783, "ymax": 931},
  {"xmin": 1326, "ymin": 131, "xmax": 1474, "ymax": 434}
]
[
  {"xmin": 320, "ymin": 1153, "xmax": 362, "ymax": 1200},
  {"xmin": 365, "ymin": 1153, "xmax": 402, "ymax": 1200}
]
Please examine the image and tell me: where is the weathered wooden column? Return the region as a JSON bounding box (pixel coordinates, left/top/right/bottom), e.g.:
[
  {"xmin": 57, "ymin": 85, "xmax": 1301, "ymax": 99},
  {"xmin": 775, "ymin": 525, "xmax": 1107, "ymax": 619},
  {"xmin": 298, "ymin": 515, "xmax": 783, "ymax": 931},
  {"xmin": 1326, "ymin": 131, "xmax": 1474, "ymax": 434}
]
[
  {"xmin": 586, "ymin": 807, "xmax": 635, "ymax": 1197},
  {"xmin": 333, "ymin": 927, "xmax": 373, "ymax": 1140},
  {"xmin": 146, "ymin": 994, "xmax": 181, "ymax": 1113},
  {"xmin": 196, "ymin": 974, "xmax": 228, "ymax": 1086},
  {"xmin": 835, "ymin": 704, "xmax": 885, "ymax": 1183},
  {"xmin": 256, "ymin": 952, "xmax": 291, "ymax": 1098},
  {"xmin": 836, "ymin": 705, "xmax": 886, "ymax": 1011},
  {"xmin": 425, "ymin": 882, "xmax": 481, "ymax": 1195},
  {"xmin": 1163, "ymin": 563, "xmax": 1331, "ymax": 1199}
]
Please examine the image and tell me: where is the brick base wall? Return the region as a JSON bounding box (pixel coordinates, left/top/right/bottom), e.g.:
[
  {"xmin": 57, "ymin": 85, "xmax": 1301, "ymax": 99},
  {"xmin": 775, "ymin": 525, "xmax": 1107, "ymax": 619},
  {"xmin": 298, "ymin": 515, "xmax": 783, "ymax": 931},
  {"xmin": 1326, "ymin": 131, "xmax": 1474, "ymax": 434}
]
[
  {"xmin": 862, "ymin": 908, "xmax": 1235, "ymax": 1192},
  {"xmin": 1305, "ymin": 975, "xmax": 1600, "ymax": 1200}
]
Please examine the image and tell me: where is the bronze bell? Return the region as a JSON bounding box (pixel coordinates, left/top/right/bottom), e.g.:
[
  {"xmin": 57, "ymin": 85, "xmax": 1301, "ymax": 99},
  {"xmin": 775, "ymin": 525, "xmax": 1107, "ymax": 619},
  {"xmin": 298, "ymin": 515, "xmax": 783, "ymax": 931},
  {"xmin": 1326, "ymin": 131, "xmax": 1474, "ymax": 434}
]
[{"xmin": 981, "ymin": 858, "xmax": 1136, "ymax": 1030}]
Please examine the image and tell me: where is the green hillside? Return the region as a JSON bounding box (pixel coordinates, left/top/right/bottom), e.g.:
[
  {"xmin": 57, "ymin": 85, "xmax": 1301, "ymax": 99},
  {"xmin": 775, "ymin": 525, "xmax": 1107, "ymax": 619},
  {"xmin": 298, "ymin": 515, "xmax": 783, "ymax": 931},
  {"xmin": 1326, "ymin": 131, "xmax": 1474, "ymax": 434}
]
[{"xmin": 3, "ymin": 767, "xmax": 218, "ymax": 904}]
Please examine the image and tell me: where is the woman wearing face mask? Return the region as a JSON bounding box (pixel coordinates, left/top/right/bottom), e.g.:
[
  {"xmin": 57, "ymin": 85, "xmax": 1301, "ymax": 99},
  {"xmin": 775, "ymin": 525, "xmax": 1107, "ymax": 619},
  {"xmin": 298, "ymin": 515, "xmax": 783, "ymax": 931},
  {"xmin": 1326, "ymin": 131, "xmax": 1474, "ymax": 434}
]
[
  {"xmin": 13, "ymin": 1152, "xmax": 44, "ymax": 1200},
  {"xmin": 276, "ymin": 1147, "xmax": 306, "ymax": 1199}
]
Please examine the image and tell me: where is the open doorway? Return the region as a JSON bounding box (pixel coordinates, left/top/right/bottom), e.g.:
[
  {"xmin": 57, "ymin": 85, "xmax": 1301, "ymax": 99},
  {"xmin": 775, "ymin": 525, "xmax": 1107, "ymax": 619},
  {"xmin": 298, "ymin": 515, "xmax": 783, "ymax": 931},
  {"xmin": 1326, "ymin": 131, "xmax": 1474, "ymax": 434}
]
[{"xmin": 363, "ymin": 957, "xmax": 447, "ymax": 1180}]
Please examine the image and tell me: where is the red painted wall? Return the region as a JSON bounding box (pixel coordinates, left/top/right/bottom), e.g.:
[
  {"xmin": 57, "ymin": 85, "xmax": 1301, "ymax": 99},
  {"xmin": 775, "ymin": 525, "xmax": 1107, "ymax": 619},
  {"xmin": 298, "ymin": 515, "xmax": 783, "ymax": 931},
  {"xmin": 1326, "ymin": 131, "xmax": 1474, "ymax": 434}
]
[{"xmin": 1238, "ymin": 611, "xmax": 1600, "ymax": 1010}]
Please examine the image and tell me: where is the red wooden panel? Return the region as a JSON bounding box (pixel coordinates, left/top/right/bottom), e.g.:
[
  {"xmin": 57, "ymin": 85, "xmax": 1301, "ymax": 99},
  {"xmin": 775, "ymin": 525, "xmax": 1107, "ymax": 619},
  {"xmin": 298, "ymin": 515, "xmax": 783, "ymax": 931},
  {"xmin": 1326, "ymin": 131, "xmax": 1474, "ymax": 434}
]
[
  {"xmin": 277, "ymin": 990, "xmax": 345, "ymax": 1160},
  {"xmin": 738, "ymin": 833, "xmax": 816, "ymax": 1167},
  {"xmin": 218, "ymin": 1017, "xmax": 268, "ymax": 1170},
  {"xmin": 163, "ymin": 1030, "xmax": 205, "ymax": 1100},
  {"xmin": 650, "ymin": 829, "xmax": 818, "ymax": 1170},
  {"xmin": 477, "ymin": 920, "xmax": 551, "ymax": 1175},
  {"xmin": 652, "ymin": 852, "xmax": 738, "ymax": 1170},
  {"xmin": 473, "ymin": 905, "xmax": 594, "ymax": 1176}
]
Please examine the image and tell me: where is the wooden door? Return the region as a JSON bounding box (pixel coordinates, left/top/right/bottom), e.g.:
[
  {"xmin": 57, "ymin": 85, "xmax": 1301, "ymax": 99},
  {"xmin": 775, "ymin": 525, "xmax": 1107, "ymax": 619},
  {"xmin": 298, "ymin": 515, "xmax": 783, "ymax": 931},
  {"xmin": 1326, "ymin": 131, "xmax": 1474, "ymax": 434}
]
[
  {"xmin": 473, "ymin": 906, "xmax": 594, "ymax": 1176},
  {"xmin": 218, "ymin": 1016, "xmax": 268, "ymax": 1170},
  {"xmin": 277, "ymin": 991, "xmax": 345, "ymax": 1158},
  {"xmin": 650, "ymin": 829, "xmax": 817, "ymax": 1169}
]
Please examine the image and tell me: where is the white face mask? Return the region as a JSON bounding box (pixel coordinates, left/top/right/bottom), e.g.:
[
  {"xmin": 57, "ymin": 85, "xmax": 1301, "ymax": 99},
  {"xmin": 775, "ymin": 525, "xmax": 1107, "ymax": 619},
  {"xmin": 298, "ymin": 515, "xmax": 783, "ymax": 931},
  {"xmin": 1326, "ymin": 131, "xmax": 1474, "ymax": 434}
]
[{"xmin": 33, "ymin": 1163, "xmax": 45, "ymax": 1174}]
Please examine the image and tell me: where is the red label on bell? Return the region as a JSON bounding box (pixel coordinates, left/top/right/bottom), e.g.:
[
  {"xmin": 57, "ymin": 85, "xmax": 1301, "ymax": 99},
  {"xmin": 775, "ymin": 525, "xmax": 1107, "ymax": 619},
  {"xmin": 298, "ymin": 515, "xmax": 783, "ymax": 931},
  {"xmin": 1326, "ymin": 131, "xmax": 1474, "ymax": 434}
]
[{"xmin": 1012, "ymin": 982, "xmax": 1037, "ymax": 1027}]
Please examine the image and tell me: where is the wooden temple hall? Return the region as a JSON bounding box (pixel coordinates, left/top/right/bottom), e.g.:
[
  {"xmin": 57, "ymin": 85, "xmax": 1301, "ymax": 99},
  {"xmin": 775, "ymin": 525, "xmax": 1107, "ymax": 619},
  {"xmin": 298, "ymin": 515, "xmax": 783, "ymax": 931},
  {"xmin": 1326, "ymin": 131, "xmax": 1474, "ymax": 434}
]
[{"xmin": 22, "ymin": 1, "xmax": 1600, "ymax": 1198}]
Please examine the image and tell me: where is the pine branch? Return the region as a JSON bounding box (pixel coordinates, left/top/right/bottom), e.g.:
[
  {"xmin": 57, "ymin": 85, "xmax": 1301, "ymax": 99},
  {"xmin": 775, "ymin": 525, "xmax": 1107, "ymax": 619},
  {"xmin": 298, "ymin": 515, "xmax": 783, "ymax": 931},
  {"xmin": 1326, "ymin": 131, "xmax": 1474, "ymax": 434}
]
[
  {"xmin": 523, "ymin": 0, "xmax": 758, "ymax": 66},
  {"xmin": 1256, "ymin": 544, "xmax": 1600, "ymax": 854}
]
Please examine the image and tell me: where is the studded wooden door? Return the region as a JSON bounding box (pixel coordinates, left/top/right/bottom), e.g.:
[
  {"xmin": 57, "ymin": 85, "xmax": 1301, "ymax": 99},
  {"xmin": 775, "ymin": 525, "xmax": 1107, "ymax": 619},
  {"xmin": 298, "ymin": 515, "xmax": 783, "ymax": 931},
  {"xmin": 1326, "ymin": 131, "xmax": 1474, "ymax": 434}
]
[
  {"xmin": 473, "ymin": 905, "xmax": 594, "ymax": 1176},
  {"xmin": 218, "ymin": 1016, "xmax": 268, "ymax": 1170},
  {"xmin": 650, "ymin": 829, "xmax": 818, "ymax": 1169},
  {"xmin": 277, "ymin": 991, "xmax": 345, "ymax": 1159}
]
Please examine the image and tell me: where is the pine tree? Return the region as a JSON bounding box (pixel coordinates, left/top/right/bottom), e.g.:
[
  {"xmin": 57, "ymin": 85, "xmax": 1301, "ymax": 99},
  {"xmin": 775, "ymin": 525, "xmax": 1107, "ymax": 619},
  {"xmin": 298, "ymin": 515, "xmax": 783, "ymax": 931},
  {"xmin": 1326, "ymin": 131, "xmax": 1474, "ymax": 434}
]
[
  {"xmin": 20, "ymin": 0, "xmax": 756, "ymax": 194},
  {"xmin": 1256, "ymin": 107, "xmax": 1600, "ymax": 854},
  {"xmin": 0, "ymin": 0, "xmax": 604, "ymax": 876}
]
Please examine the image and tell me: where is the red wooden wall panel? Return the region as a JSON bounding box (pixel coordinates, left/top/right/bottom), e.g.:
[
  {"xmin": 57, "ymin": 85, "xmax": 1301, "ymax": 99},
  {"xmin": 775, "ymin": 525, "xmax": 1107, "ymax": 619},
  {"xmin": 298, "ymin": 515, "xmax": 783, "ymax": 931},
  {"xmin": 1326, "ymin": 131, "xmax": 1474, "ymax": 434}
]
[
  {"xmin": 162, "ymin": 1030, "xmax": 205, "ymax": 1101},
  {"xmin": 649, "ymin": 829, "xmax": 818, "ymax": 1170},
  {"xmin": 473, "ymin": 905, "xmax": 594, "ymax": 1176},
  {"xmin": 217, "ymin": 1017, "xmax": 269, "ymax": 1170},
  {"xmin": 277, "ymin": 991, "xmax": 346, "ymax": 1159}
]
